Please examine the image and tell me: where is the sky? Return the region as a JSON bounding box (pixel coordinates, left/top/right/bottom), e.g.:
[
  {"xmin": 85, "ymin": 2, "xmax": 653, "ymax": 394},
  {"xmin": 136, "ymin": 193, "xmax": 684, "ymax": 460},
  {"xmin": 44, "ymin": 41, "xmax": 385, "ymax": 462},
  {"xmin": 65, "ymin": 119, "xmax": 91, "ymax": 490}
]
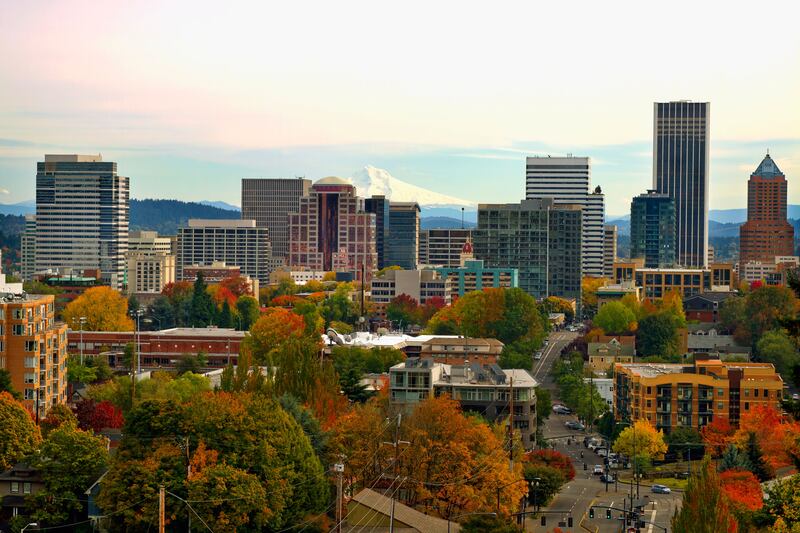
[{"xmin": 1, "ymin": 0, "xmax": 799, "ymax": 216}]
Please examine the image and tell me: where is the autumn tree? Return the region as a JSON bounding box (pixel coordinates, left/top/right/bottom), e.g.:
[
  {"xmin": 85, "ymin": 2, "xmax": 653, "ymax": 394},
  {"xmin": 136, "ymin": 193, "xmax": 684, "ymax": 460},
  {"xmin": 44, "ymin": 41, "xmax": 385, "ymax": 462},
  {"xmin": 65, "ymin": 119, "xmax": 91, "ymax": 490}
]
[
  {"xmin": 540, "ymin": 296, "xmax": 575, "ymax": 322},
  {"xmin": 594, "ymin": 301, "xmax": 637, "ymax": 334},
  {"xmin": 74, "ymin": 399, "xmax": 125, "ymax": 433},
  {"xmin": 581, "ymin": 276, "xmax": 609, "ymax": 313},
  {"xmin": 219, "ymin": 274, "xmax": 253, "ymax": 297},
  {"xmin": 720, "ymin": 468, "xmax": 763, "ymax": 512},
  {"xmin": 722, "ymin": 286, "xmax": 797, "ymax": 346},
  {"xmin": 763, "ymin": 474, "xmax": 800, "ymax": 530},
  {"xmin": 0, "ymin": 392, "xmax": 41, "ymax": 470},
  {"xmin": 524, "ymin": 449, "xmax": 575, "ymax": 481},
  {"xmin": 672, "ymin": 457, "xmax": 739, "ymax": 533},
  {"xmin": 63, "ymin": 286, "xmax": 134, "ymax": 331},
  {"xmin": 701, "ymin": 417, "xmax": 735, "ymax": 457},
  {"xmin": 27, "ymin": 425, "xmax": 110, "ymax": 527},
  {"xmin": 733, "ymin": 404, "xmax": 796, "ymax": 472},
  {"xmin": 612, "ymin": 419, "xmax": 667, "ymax": 462},
  {"xmin": 40, "ymin": 404, "xmax": 78, "ymax": 438},
  {"xmin": 387, "ymin": 293, "xmax": 421, "ymax": 326},
  {"xmin": 246, "ymin": 307, "xmax": 308, "ymax": 364}
]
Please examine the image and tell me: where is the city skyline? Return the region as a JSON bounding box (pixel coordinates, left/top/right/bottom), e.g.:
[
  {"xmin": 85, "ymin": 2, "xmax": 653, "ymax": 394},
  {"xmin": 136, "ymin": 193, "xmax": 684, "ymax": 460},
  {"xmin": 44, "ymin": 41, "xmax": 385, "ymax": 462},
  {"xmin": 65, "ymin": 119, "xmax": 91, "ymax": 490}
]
[{"xmin": 1, "ymin": 2, "xmax": 798, "ymax": 214}]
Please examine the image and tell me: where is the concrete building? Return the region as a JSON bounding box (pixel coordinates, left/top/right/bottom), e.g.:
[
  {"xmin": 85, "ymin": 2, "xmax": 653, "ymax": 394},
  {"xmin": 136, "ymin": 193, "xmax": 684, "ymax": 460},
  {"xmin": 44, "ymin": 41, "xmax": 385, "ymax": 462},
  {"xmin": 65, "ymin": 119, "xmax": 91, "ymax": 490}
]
[
  {"xmin": 614, "ymin": 356, "xmax": 783, "ymax": 431},
  {"xmin": 603, "ymin": 225, "xmax": 617, "ymax": 278},
  {"xmin": 269, "ymin": 267, "xmax": 327, "ymax": 286},
  {"xmin": 241, "ymin": 178, "xmax": 311, "ymax": 260},
  {"xmin": 419, "ymin": 336, "xmax": 505, "ymax": 365},
  {"xmin": 34, "ymin": 154, "xmax": 129, "ymax": 289},
  {"xmin": 126, "ymin": 231, "xmax": 176, "ymax": 295},
  {"xmin": 739, "ymin": 256, "xmax": 800, "ymax": 286},
  {"xmin": 0, "ymin": 293, "xmax": 68, "ymax": 418},
  {"xmin": 183, "ymin": 262, "xmax": 258, "ymax": 294},
  {"xmin": 612, "ymin": 260, "xmax": 734, "ymax": 300},
  {"xmin": 653, "ymin": 101, "xmax": 710, "ymax": 268},
  {"xmin": 526, "ymin": 156, "xmax": 605, "ymax": 276},
  {"xmin": 177, "ymin": 219, "xmax": 272, "ymax": 283},
  {"xmin": 433, "ymin": 259, "xmax": 518, "ymax": 297},
  {"xmin": 474, "ymin": 198, "xmax": 582, "ymax": 301},
  {"xmin": 389, "ymin": 359, "xmax": 539, "ymax": 448},
  {"xmin": 288, "ymin": 177, "xmax": 377, "ymax": 281},
  {"xmin": 370, "ymin": 270, "xmax": 451, "ymax": 318},
  {"xmin": 386, "ymin": 202, "xmax": 420, "ymax": 269},
  {"xmin": 596, "ymin": 281, "xmax": 642, "ymax": 308},
  {"xmin": 630, "ymin": 190, "xmax": 676, "ymax": 268},
  {"xmin": 739, "ymin": 153, "xmax": 794, "ymax": 263},
  {"xmin": 21, "ymin": 215, "xmax": 36, "ymax": 281},
  {"xmin": 364, "ymin": 196, "xmax": 391, "ymax": 269},
  {"xmin": 419, "ymin": 228, "xmax": 473, "ymax": 267},
  {"xmin": 68, "ymin": 327, "xmax": 246, "ymax": 369}
]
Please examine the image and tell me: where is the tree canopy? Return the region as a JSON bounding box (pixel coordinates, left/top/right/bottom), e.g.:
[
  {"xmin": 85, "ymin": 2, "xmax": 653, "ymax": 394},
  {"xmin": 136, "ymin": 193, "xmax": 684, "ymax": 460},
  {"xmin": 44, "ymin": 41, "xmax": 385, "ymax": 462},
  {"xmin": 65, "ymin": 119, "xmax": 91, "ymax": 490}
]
[
  {"xmin": 0, "ymin": 392, "xmax": 41, "ymax": 470},
  {"xmin": 594, "ymin": 301, "xmax": 637, "ymax": 334},
  {"xmin": 63, "ymin": 286, "xmax": 134, "ymax": 331}
]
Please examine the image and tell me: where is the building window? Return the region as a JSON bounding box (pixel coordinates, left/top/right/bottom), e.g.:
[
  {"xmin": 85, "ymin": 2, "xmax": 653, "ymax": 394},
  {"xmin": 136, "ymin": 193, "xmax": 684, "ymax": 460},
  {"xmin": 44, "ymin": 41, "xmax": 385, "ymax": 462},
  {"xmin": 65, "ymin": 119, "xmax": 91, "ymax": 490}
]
[
  {"xmin": 718, "ymin": 402, "xmax": 724, "ymax": 410},
  {"xmin": 717, "ymin": 388, "xmax": 724, "ymax": 397},
  {"xmin": 23, "ymin": 482, "xmax": 31, "ymax": 494},
  {"xmin": 744, "ymin": 402, "xmax": 749, "ymax": 410},
  {"xmin": 744, "ymin": 389, "xmax": 750, "ymax": 397},
  {"xmin": 12, "ymin": 324, "xmax": 24, "ymax": 335}
]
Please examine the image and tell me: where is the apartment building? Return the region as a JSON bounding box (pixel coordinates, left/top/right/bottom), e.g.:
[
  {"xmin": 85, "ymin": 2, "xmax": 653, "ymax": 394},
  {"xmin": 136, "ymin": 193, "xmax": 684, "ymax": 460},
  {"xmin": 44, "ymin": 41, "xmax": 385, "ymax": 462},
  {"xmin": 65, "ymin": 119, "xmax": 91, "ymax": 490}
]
[
  {"xmin": 419, "ymin": 229, "xmax": 473, "ymax": 267},
  {"xmin": 127, "ymin": 231, "xmax": 176, "ymax": 295},
  {"xmin": 0, "ymin": 293, "xmax": 68, "ymax": 418},
  {"xmin": 614, "ymin": 357, "xmax": 783, "ymax": 432},
  {"xmin": 433, "ymin": 259, "xmax": 518, "ymax": 297},
  {"xmin": 370, "ymin": 269, "xmax": 451, "ymax": 319},
  {"xmin": 389, "ymin": 359, "xmax": 539, "ymax": 448},
  {"xmin": 612, "ymin": 260, "xmax": 734, "ymax": 300}
]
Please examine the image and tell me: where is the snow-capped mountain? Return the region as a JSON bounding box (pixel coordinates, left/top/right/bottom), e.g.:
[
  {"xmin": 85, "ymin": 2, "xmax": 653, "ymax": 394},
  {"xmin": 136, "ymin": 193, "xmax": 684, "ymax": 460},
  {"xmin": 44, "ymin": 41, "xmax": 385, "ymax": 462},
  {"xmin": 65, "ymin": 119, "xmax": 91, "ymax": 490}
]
[{"xmin": 348, "ymin": 166, "xmax": 475, "ymax": 208}]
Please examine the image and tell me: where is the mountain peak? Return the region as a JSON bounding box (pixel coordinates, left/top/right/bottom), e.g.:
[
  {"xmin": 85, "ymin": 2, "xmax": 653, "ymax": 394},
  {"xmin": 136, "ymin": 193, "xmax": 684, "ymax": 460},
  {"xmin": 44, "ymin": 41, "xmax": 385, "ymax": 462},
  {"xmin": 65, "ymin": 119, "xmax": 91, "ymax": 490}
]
[{"xmin": 348, "ymin": 166, "xmax": 475, "ymax": 208}]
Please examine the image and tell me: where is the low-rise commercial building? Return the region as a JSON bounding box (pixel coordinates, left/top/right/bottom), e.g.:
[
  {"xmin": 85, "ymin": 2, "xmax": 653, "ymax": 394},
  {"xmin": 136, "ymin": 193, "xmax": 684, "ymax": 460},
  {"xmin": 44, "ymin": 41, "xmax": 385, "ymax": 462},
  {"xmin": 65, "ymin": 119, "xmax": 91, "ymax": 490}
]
[
  {"xmin": 433, "ymin": 259, "xmax": 518, "ymax": 297},
  {"xmin": 67, "ymin": 327, "xmax": 245, "ymax": 369},
  {"xmin": 389, "ymin": 359, "xmax": 539, "ymax": 448},
  {"xmin": 738, "ymin": 256, "xmax": 799, "ymax": 287},
  {"xmin": 614, "ymin": 356, "xmax": 783, "ymax": 432},
  {"xmin": 269, "ymin": 267, "xmax": 327, "ymax": 286},
  {"xmin": 370, "ymin": 269, "xmax": 451, "ymax": 319},
  {"xmin": 596, "ymin": 281, "xmax": 642, "ymax": 308},
  {"xmin": 612, "ymin": 260, "xmax": 734, "ymax": 300}
]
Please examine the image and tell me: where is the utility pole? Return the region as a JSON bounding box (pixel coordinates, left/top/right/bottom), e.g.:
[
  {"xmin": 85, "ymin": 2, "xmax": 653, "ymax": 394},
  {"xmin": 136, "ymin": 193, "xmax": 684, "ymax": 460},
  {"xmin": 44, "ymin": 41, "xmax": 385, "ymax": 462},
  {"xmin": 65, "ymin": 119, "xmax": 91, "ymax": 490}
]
[
  {"xmin": 509, "ymin": 376, "xmax": 514, "ymax": 472},
  {"xmin": 382, "ymin": 413, "xmax": 409, "ymax": 533},
  {"xmin": 159, "ymin": 484, "xmax": 165, "ymax": 533},
  {"xmin": 334, "ymin": 456, "xmax": 345, "ymax": 533}
]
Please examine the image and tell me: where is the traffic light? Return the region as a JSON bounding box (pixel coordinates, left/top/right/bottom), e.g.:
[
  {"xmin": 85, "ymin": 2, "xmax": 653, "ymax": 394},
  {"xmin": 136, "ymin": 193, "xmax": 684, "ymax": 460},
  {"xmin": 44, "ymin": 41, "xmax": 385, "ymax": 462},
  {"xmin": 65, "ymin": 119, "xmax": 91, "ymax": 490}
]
[
  {"xmin": 541, "ymin": 516, "xmax": 546, "ymax": 526},
  {"xmin": 583, "ymin": 463, "xmax": 587, "ymax": 470},
  {"xmin": 606, "ymin": 509, "xmax": 612, "ymax": 519},
  {"xmin": 589, "ymin": 507, "xmax": 595, "ymax": 519},
  {"xmin": 568, "ymin": 516, "xmax": 573, "ymax": 527}
]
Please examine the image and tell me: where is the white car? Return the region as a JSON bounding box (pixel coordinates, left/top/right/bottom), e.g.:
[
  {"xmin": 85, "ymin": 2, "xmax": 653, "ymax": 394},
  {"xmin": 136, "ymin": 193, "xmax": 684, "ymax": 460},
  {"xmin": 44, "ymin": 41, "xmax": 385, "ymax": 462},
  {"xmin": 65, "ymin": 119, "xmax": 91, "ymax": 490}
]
[
  {"xmin": 593, "ymin": 465, "xmax": 604, "ymax": 475},
  {"xmin": 534, "ymin": 351, "xmax": 543, "ymax": 360}
]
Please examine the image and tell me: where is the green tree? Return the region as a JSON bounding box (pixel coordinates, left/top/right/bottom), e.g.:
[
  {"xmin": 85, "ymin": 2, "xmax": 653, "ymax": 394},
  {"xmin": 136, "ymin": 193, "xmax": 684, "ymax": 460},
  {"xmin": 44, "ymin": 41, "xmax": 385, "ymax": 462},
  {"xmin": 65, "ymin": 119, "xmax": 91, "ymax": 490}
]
[
  {"xmin": 320, "ymin": 283, "xmax": 357, "ymax": 326},
  {"xmin": 386, "ymin": 293, "xmax": 420, "ymax": 326},
  {"xmin": 278, "ymin": 394, "xmax": 328, "ymax": 457},
  {"xmin": 0, "ymin": 392, "xmax": 41, "ymax": 470},
  {"xmin": 188, "ymin": 462, "xmax": 269, "ymax": 532},
  {"xmin": 745, "ymin": 431, "xmax": 773, "ymax": 481},
  {"xmin": 27, "ymin": 425, "xmax": 110, "ymax": 527},
  {"xmin": 461, "ymin": 515, "xmax": 518, "ymax": 533},
  {"xmin": 594, "ymin": 301, "xmax": 636, "ymax": 334},
  {"xmin": 523, "ymin": 464, "xmax": 565, "ymax": 506},
  {"xmin": 218, "ymin": 299, "xmax": 233, "ymax": 328},
  {"xmin": 637, "ymin": 311, "xmax": 681, "ymax": 357},
  {"xmin": 190, "ymin": 274, "xmax": 215, "ymax": 326},
  {"xmin": 498, "ymin": 346, "xmax": 531, "ymax": 369},
  {"xmin": 148, "ymin": 295, "xmax": 175, "ymax": 329},
  {"xmin": 39, "ymin": 404, "xmax": 78, "ymax": 438},
  {"xmin": 176, "ymin": 351, "xmax": 209, "ymax": 375},
  {"xmin": 0, "ymin": 369, "xmax": 21, "ymax": 400},
  {"xmin": 67, "ymin": 356, "xmax": 97, "ymax": 383},
  {"xmin": 672, "ymin": 457, "xmax": 738, "ymax": 533},
  {"xmin": 235, "ymin": 295, "xmax": 260, "ymax": 330},
  {"xmin": 718, "ymin": 444, "xmax": 752, "ymax": 473},
  {"xmin": 665, "ymin": 427, "xmax": 704, "ymax": 460},
  {"xmin": 756, "ymin": 330, "xmax": 798, "ymax": 378}
]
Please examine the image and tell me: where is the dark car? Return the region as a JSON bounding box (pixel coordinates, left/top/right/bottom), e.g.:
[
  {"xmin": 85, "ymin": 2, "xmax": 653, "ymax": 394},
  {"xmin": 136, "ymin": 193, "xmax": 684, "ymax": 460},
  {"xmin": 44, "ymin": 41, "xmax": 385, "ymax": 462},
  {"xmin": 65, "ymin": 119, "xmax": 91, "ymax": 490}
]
[{"xmin": 600, "ymin": 473, "xmax": 616, "ymax": 483}]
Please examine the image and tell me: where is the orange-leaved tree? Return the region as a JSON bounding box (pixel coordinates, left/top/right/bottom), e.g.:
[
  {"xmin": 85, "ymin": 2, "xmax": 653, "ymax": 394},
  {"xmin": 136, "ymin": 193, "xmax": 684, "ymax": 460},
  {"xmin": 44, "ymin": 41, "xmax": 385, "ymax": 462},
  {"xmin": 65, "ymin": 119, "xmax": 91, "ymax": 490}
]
[
  {"xmin": 719, "ymin": 468, "xmax": 763, "ymax": 512},
  {"xmin": 701, "ymin": 417, "xmax": 735, "ymax": 457},
  {"xmin": 246, "ymin": 307, "xmax": 308, "ymax": 363},
  {"xmin": 733, "ymin": 405, "xmax": 797, "ymax": 470},
  {"xmin": 63, "ymin": 286, "xmax": 134, "ymax": 331}
]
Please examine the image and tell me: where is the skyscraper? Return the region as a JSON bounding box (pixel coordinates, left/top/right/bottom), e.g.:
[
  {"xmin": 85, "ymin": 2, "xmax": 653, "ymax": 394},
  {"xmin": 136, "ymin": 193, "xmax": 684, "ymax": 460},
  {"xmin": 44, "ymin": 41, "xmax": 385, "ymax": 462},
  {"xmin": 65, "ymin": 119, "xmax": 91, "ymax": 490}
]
[
  {"xmin": 419, "ymin": 228, "xmax": 473, "ymax": 267},
  {"xmin": 739, "ymin": 153, "xmax": 794, "ymax": 262},
  {"xmin": 364, "ymin": 195, "xmax": 390, "ymax": 269},
  {"xmin": 653, "ymin": 101, "xmax": 710, "ymax": 267},
  {"xmin": 603, "ymin": 225, "xmax": 617, "ymax": 278},
  {"xmin": 630, "ymin": 190, "xmax": 676, "ymax": 268},
  {"xmin": 34, "ymin": 154, "xmax": 129, "ymax": 289},
  {"xmin": 241, "ymin": 178, "xmax": 311, "ymax": 260},
  {"xmin": 525, "ymin": 156, "xmax": 604, "ymax": 276},
  {"xmin": 287, "ymin": 177, "xmax": 377, "ymax": 280},
  {"xmin": 473, "ymin": 198, "xmax": 582, "ymax": 301},
  {"xmin": 386, "ymin": 202, "xmax": 420, "ymax": 269},
  {"xmin": 21, "ymin": 214, "xmax": 36, "ymax": 281}
]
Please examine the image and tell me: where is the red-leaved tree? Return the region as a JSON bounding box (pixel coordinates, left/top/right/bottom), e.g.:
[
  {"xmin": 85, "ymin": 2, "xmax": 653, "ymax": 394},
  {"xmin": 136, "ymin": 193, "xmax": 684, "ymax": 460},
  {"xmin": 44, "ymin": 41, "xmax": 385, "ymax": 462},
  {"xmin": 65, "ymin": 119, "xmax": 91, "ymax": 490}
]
[
  {"xmin": 74, "ymin": 399, "xmax": 124, "ymax": 433},
  {"xmin": 523, "ymin": 449, "xmax": 576, "ymax": 481},
  {"xmin": 720, "ymin": 468, "xmax": 763, "ymax": 511}
]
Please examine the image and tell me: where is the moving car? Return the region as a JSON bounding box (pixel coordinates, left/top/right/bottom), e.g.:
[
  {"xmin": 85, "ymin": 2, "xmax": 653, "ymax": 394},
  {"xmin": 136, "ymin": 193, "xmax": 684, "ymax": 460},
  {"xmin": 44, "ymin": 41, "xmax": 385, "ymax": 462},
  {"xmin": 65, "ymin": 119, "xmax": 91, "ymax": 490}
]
[
  {"xmin": 565, "ymin": 420, "xmax": 585, "ymax": 431},
  {"xmin": 651, "ymin": 484, "xmax": 672, "ymax": 494},
  {"xmin": 534, "ymin": 351, "xmax": 543, "ymax": 360},
  {"xmin": 600, "ymin": 473, "xmax": 616, "ymax": 483},
  {"xmin": 592, "ymin": 465, "xmax": 604, "ymax": 475},
  {"xmin": 552, "ymin": 404, "xmax": 571, "ymax": 415}
]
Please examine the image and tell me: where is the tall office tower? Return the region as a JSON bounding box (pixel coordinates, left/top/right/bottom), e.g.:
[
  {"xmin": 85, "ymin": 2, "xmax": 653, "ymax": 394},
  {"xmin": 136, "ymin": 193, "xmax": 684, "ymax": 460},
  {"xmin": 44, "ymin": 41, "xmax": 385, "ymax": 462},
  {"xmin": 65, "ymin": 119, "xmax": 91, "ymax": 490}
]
[
  {"xmin": 419, "ymin": 229, "xmax": 473, "ymax": 267},
  {"xmin": 386, "ymin": 202, "xmax": 420, "ymax": 269},
  {"xmin": 653, "ymin": 101, "xmax": 710, "ymax": 267},
  {"xmin": 241, "ymin": 178, "xmax": 311, "ymax": 260},
  {"xmin": 126, "ymin": 231, "xmax": 176, "ymax": 295},
  {"xmin": 739, "ymin": 153, "xmax": 794, "ymax": 262},
  {"xmin": 603, "ymin": 225, "xmax": 617, "ymax": 277},
  {"xmin": 473, "ymin": 198, "xmax": 582, "ymax": 301},
  {"xmin": 21, "ymin": 214, "xmax": 36, "ymax": 281},
  {"xmin": 34, "ymin": 154, "xmax": 129, "ymax": 290},
  {"xmin": 525, "ymin": 155, "xmax": 603, "ymax": 276},
  {"xmin": 364, "ymin": 196, "xmax": 390, "ymax": 269},
  {"xmin": 176, "ymin": 220, "xmax": 272, "ymax": 283},
  {"xmin": 630, "ymin": 190, "xmax": 677, "ymax": 268},
  {"xmin": 287, "ymin": 177, "xmax": 377, "ymax": 280}
]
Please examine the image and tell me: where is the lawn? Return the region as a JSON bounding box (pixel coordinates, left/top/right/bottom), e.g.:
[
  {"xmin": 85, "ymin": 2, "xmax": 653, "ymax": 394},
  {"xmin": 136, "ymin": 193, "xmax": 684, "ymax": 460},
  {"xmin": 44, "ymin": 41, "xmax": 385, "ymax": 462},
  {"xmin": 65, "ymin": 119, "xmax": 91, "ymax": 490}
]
[{"xmin": 651, "ymin": 477, "xmax": 689, "ymax": 491}]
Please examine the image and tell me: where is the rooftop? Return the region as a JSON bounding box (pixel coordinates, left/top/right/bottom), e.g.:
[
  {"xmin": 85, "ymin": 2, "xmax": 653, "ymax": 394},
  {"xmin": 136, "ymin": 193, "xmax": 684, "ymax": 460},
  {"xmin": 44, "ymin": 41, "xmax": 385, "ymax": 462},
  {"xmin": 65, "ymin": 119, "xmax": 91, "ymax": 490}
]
[
  {"xmin": 315, "ymin": 176, "xmax": 350, "ymax": 186},
  {"xmin": 44, "ymin": 154, "xmax": 102, "ymax": 163},
  {"xmin": 186, "ymin": 219, "xmax": 257, "ymax": 228},
  {"xmin": 752, "ymin": 153, "xmax": 784, "ymax": 178}
]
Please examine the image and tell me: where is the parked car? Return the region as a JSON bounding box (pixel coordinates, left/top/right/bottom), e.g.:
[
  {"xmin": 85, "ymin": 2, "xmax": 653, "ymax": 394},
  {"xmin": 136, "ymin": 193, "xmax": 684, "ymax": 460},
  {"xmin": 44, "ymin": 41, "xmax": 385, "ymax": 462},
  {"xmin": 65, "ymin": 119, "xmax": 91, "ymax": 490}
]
[
  {"xmin": 552, "ymin": 405, "xmax": 571, "ymax": 414},
  {"xmin": 565, "ymin": 421, "xmax": 585, "ymax": 431},
  {"xmin": 793, "ymin": 393, "xmax": 799, "ymax": 401},
  {"xmin": 592, "ymin": 465, "xmax": 604, "ymax": 475},
  {"xmin": 534, "ymin": 351, "xmax": 543, "ymax": 360},
  {"xmin": 651, "ymin": 484, "xmax": 672, "ymax": 494},
  {"xmin": 595, "ymin": 447, "xmax": 608, "ymax": 456}
]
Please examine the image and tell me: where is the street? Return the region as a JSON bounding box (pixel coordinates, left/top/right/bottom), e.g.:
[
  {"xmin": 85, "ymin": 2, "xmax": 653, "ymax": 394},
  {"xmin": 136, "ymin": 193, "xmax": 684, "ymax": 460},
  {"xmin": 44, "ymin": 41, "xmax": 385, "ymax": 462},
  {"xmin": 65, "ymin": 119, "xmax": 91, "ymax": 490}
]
[{"xmin": 523, "ymin": 329, "xmax": 682, "ymax": 532}]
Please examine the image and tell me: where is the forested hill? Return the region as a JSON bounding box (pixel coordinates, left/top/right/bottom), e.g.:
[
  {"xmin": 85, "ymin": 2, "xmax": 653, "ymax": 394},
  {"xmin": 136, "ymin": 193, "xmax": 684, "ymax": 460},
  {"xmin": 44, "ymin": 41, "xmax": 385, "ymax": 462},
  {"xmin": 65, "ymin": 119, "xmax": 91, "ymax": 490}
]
[{"xmin": 130, "ymin": 199, "xmax": 240, "ymax": 235}]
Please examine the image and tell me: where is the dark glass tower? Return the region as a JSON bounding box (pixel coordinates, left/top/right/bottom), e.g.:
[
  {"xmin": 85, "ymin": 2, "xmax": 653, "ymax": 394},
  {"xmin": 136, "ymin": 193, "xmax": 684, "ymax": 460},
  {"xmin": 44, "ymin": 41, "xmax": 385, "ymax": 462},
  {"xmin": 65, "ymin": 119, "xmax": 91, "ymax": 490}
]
[
  {"xmin": 364, "ymin": 196, "xmax": 390, "ymax": 269},
  {"xmin": 386, "ymin": 202, "xmax": 420, "ymax": 269},
  {"xmin": 630, "ymin": 190, "xmax": 676, "ymax": 268},
  {"xmin": 653, "ymin": 101, "xmax": 710, "ymax": 267}
]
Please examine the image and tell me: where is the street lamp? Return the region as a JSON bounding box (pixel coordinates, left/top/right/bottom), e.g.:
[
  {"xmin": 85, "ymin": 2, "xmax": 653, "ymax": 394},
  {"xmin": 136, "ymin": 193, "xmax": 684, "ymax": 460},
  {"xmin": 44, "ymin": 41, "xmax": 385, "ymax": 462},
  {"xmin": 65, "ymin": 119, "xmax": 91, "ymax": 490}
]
[
  {"xmin": 529, "ymin": 477, "xmax": 542, "ymax": 512},
  {"xmin": 21, "ymin": 523, "xmax": 38, "ymax": 532},
  {"xmin": 447, "ymin": 512, "xmax": 496, "ymax": 533}
]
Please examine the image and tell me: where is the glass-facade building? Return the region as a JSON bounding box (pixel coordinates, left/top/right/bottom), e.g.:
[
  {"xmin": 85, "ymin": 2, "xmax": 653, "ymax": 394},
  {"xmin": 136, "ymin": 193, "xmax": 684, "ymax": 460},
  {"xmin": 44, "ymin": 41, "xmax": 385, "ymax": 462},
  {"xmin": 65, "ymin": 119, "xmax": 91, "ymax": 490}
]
[
  {"xmin": 473, "ymin": 198, "xmax": 582, "ymax": 302},
  {"xmin": 653, "ymin": 101, "xmax": 710, "ymax": 267},
  {"xmin": 364, "ymin": 196, "xmax": 391, "ymax": 269},
  {"xmin": 630, "ymin": 190, "xmax": 676, "ymax": 268},
  {"xmin": 386, "ymin": 202, "xmax": 420, "ymax": 269}
]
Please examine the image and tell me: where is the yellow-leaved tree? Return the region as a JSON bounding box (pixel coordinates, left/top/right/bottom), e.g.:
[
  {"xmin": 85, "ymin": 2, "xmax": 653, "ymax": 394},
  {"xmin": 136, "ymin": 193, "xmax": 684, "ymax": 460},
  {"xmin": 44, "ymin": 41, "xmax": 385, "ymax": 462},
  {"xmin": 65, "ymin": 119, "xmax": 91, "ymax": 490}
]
[
  {"xmin": 63, "ymin": 286, "xmax": 134, "ymax": 331},
  {"xmin": 612, "ymin": 419, "xmax": 668, "ymax": 461}
]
